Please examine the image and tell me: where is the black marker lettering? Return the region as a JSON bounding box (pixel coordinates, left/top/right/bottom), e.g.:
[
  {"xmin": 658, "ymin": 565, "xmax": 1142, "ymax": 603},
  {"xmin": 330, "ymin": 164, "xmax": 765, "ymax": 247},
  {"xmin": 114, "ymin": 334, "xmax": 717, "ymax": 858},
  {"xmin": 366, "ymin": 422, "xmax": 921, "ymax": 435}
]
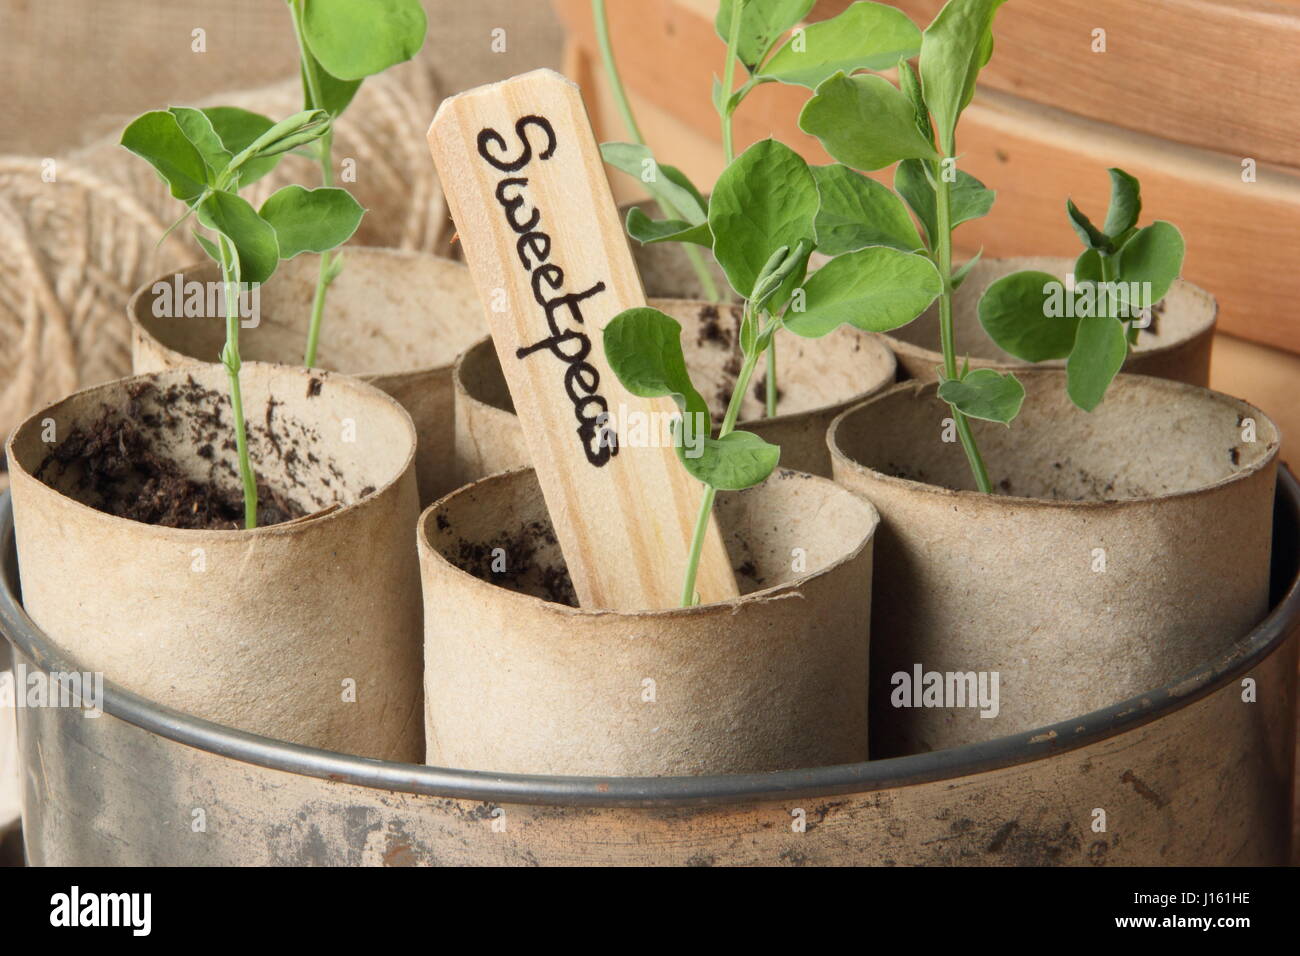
[
  {"xmin": 495, "ymin": 178, "xmax": 541, "ymax": 234},
  {"xmin": 477, "ymin": 113, "xmax": 617, "ymax": 467},
  {"xmin": 476, "ymin": 116, "xmax": 557, "ymax": 172}
]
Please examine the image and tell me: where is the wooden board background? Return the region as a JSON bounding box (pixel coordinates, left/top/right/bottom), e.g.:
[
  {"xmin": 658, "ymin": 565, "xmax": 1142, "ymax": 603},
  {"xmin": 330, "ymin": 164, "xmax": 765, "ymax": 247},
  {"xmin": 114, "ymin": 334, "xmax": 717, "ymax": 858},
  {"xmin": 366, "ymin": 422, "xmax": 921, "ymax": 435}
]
[
  {"xmin": 822, "ymin": 0, "xmax": 1300, "ymax": 171},
  {"xmin": 554, "ymin": 0, "xmax": 1300, "ymax": 357}
]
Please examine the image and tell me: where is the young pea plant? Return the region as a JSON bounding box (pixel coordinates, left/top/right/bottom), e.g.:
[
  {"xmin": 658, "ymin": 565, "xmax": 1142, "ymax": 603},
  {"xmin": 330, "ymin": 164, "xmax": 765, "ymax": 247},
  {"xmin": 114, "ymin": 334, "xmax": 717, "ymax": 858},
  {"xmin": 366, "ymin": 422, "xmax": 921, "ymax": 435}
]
[
  {"xmin": 597, "ymin": 0, "xmax": 922, "ymax": 416},
  {"xmin": 800, "ymin": 0, "xmax": 1017, "ymax": 493},
  {"xmin": 285, "ymin": 0, "xmax": 427, "ymax": 367},
  {"xmin": 977, "ymin": 168, "xmax": 1186, "ymax": 411},
  {"xmin": 604, "ymin": 138, "xmax": 943, "ymax": 605},
  {"xmin": 121, "ymin": 107, "xmax": 364, "ymax": 528},
  {"xmin": 592, "ymin": 0, "xmax": 722, "ymax": 305}
]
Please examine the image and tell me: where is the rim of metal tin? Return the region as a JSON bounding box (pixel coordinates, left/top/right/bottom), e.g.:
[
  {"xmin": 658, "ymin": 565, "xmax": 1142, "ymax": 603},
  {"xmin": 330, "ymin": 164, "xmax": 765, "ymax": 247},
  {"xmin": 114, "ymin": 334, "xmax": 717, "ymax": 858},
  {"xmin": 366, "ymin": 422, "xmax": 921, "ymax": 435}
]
[{"xmin": 1, "ymin": 470, "xmax": 1297, "ymax": 809}]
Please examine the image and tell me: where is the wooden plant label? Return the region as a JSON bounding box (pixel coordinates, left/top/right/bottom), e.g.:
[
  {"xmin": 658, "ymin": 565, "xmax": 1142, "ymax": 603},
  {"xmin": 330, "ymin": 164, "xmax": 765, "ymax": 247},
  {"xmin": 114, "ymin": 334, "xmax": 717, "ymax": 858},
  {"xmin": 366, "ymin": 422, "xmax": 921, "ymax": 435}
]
[{"xmin": 427, "ymin": 69, "xmax": 737, "ymax": 610}]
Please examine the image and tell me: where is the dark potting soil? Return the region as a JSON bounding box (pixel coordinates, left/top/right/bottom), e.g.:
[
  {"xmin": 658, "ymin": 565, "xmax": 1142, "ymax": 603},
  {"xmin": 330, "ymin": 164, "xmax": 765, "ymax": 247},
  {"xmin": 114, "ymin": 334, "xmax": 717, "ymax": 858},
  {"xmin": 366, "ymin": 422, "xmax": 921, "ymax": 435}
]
[
  {"xmin": 446, "ymin": 517, "xmax": 579, "ymax": 607},
  {"xmin": 695, "ymin": 304, "xmax": 737, "ymax": 350},
  {"xmin": 693, "ymin": 304, "xmax": 749, "ymax": 414},
  {"xmin": 35, "ymin": 378, "xmax": 306, "ymax": 530}
]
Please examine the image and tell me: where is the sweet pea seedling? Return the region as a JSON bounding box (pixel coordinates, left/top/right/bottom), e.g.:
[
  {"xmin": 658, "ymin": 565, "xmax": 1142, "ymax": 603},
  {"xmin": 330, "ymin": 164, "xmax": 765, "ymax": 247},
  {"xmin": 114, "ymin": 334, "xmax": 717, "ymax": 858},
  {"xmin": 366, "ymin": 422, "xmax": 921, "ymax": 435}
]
[
  {"xmin": 604, "ymin": 138, "xmax": 942, "ymax": 605},
  {"xmin": 595, "ymin": 0, "xmax": 921, "ymax": 416},
  {"xmin": 977, "ymin": 168, "xmax": 1186, "ymax": 411},
  {"xmin": 800, "ymin": 0, "xmax": 1015, "ymax": 493},
  {"xmin": 286, "ymin": 0, "xmax": 427, "ymax": 367},
  {"xmin": 121, "ymin": 107, "xmax": 364, "ymax": 528}
]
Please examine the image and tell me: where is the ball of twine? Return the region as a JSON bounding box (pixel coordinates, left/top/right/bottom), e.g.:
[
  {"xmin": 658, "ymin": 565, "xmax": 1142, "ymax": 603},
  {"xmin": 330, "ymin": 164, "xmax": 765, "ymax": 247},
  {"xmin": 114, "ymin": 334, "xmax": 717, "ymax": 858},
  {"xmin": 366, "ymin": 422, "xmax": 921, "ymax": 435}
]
[{"xmin": 0, "ymin": 65, "xmax": 448, "ymax": 490}]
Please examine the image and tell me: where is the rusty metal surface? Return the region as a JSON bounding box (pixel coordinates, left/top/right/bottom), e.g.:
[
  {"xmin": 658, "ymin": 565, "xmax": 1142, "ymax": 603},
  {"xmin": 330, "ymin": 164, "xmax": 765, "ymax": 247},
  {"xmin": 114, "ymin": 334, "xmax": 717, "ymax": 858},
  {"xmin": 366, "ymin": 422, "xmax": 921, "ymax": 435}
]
[{"xmin": 2, "ymin": 472, "xmax": 1298, "ymax": 865}]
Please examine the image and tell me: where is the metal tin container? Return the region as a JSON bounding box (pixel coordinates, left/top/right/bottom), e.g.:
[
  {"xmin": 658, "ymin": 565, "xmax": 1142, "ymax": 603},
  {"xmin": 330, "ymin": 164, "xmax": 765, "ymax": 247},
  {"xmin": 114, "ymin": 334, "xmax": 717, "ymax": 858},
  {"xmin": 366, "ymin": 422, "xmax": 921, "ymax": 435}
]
[{"xmin": 2, "ymin": 474, "xmax": 1296, "ymax": 866}]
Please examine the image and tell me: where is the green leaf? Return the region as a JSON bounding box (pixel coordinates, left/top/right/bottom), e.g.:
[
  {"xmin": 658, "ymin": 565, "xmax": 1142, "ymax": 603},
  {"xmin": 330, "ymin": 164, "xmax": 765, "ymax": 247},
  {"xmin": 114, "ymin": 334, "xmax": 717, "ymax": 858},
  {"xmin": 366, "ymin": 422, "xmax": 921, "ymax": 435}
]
[
  {"xmin": 604, "ymin": 307, "xmax": 779, "ymax": 488},
  {"xmin": 711, "ymin": 75, "xmax": 737, "ymax": 115},
  {"xmin": 799, "ymin": 72, "xmax": 940, "ymax": 170},
  {"xmin": 895, "ymin": 159, "xmax": 994, "ymax": 244},
  {"xmin": 302, "ymin": 0, "xmax": 427, "ymax": 80},
  {"xmin": 202, "ymin": 107, "xmax": 281, "ymax": 186},
  {"xmin": 897, "ymin": 57, "xmax": 933, "ymax": 144},
  {"xmin": 978, "ymin": 270, "xmax": 1079, "ymax": 362},
  {"xmin": 919, "ymin": 0, "xmax": 1006, "ymax": 151},
  {"xmin": 751, "ymin": 240, "xmax": 811, "ymax": 315},
  {"xmin": 952, "ymin": 250, "xmax": 982, "ymax": 289},
  {"xmin": 603, "ymin": 307, "xmax": 708, "ymax": 422},
  {"xmin": 168, "ymin": 107, "xmax": 232, "ymax": 182},
  {"xmin": 1102, "ymin": 167, "xmax": 1141, "ymax": 240},
  {"xmin": 1116, "ymin": 221, "xmax": 1184, "ymax": 308},
  {"xmin": 193, "ymin": 230, "xmax": 220, "ymax": 265},
  {"xmin": 758, "ymin": 1, "xmax": 922, "ymax": 89},
  {"xmin": 937, "ymin": 368, "xmax": 1024, "ymax": 424},
  {"xmin": 784, "ymin": 246, "xmax": 943, "ymax": 337},
  {"xmin": 225, "ymin": 109, "xmax": 330, "ymax": 177},
  {"xmin": 120, "ymin": 110, "xmax": 210, "ymax": 201},
  {"xmin": 301, "ymin": 49, "xmax": 363, "ymax": 116},
  {"xmin": 258, "ymin": 185, "xmax": 364, "ymax": 260},
  {"xmin": 1074, "ymin": 247, "xmax": 1102, "ymax": 284},
  {"xmin": 196, "ymin": 191, "xmax": 280, "ymax": 284},
  {"xmin": 715, "ymin": 0, "xmax": 815, "ymax": 73},
  {"xmin": 708, "ymin": 139, "xmax": 818, "ymax": 301},
  {"xmin": 1066, "ymin": 198, "xmax": 1112, "ymax": 253},
  {"xmin": 686, "ymin": 430, "xmax": 781, "ymax": 490},
  {"xmin": 1066, "ymin": 315, "xmax": 1128, "ymax": 412},
  {"xmin": 625, "ymin": 208, "xmax": 713, "ymax": 246},
  {"xmin": 811, "ymin": 164, "xmax": 924, "ymax": 255},
  {"xmin": 600, "ymin": 143, "xmax": 706, "ymax": 223}
]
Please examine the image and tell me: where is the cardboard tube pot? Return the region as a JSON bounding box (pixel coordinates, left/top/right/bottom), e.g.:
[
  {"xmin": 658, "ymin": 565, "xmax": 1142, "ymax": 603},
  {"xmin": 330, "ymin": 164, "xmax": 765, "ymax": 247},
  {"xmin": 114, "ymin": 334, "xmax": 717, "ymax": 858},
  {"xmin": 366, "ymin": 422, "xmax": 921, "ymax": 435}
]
[
  {"xmin": 884, "ymin": 257, "xmax": 1216, "ymax": 386},
  {"xmin": 418, "ymin": 467, "xmax": 879, "ymax": 776},
  {"xmin": 5, "ymin": 363, "xmax": 423, "ymax": 761},
  {"xmin": 129, "ymin": 248, "xmax": 483, "ymax": 505},
  {"xmin": 829, "ymin": 371, "xmax": 1279, "ymax": 756},
  {"xmin": 452, "ymin": 299, "xmax": 898, "ymax": 485}
]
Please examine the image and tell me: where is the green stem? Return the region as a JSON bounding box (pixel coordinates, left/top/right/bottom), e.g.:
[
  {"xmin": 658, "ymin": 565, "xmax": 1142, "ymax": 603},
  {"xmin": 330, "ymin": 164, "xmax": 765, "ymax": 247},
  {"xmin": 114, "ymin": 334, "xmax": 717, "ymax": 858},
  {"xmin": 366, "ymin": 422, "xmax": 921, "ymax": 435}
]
[
  {"xmin": 302, "ymin": 128, "xmax": 335, "ymax": 368},
  {"xmin": 681, "ymin": 243, "xmax": 721, "ymax": 304},
  {"xmin": 680, "ymin": 486, "xmax": 719, "ymax": 607},
  {"xmin": 292, "ymin": 0, "xmax": 339, "ymax": 368},
  {"xmin": 720, "ymin": 0, "xmax": 743, "ymax": 165},
  {"xmin": 765, "ymin": 338, "xmax": 778, "ymax": 417},
  {"xmin": 935, "ymin": 159, "xmax": 992, "ymax": 494},
  {"xmin": 679, "ymin": 309, "xmax": 767, "ymax": 606},
  {"xmin": 593, "ymin": 0, "xmax": 644, "ymax": 145},
  {"xmin": 592, "ymin": 0, "xmax": 721, "ymax": 304},
  {"xmin": 1099, "ymin": 251, "xmax": 1119, "ymax": 310},
  {"xmin": 218, "ymin": 237, "xmax": 258, "ymax": 529}
]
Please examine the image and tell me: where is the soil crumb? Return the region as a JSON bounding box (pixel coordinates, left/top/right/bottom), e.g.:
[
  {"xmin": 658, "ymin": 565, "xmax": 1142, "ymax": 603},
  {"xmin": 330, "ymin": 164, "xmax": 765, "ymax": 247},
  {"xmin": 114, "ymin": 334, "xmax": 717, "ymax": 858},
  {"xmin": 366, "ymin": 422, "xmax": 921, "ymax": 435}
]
[
  {"xmin": 696, "ymin": 304, "xmax": 739, "ymax": 350},
  {"xmin": 35, "ymin": 379, "xmax": 306, "ymax": 530},
  {"xmin": 453, "ymin": 519, "xmax": 578, "ymax": 607}
]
